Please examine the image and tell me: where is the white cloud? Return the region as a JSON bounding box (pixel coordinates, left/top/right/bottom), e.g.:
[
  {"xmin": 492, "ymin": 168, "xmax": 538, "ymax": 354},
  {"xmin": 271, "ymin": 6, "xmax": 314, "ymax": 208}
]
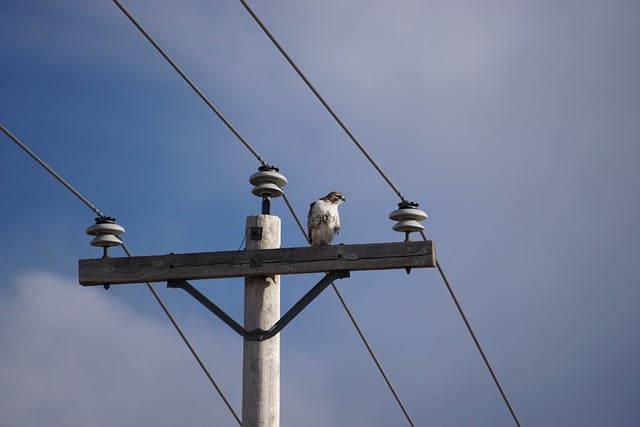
[
  {"xmin": 0, "ymin": 272, "xmax": 432, "ymax": 426},
  {"xmin": 0, "ymin": 272, "xmax": 242, "ymax": 426}
]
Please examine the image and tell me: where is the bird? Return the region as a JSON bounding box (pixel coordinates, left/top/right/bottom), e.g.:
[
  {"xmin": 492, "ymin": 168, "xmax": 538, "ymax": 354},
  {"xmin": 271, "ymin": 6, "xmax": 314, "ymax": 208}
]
[{"xmin": 307, "ymin": 191, "xmax": 346, "ymax": 246}]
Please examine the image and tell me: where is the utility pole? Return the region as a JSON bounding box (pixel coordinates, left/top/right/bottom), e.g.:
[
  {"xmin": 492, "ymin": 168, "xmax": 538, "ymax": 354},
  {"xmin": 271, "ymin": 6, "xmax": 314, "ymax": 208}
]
[
  {"xmin": 78, "ymin": 167, "xmax": 433, "ymax": 427},
  {"xmin": 243, "ymin": 214, "xmax": 280, "ymax": 427}
]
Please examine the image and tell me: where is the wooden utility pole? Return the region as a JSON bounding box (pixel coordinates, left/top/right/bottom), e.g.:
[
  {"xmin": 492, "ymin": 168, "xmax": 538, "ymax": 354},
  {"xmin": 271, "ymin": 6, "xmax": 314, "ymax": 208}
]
[
  {"xmin": 78, "ymin": 168, "xmax": 435, "ymax": 427},
  {"xmin": 243, "ymin": 214, "xmax": 280, "ymax": 427},
  {"xmin": 78, "ymin": 240, "xmax": 435, "ymax": 427},
  {"xmin": 78, "ymin": 171, "xmax": 434, "ymax": 427}
]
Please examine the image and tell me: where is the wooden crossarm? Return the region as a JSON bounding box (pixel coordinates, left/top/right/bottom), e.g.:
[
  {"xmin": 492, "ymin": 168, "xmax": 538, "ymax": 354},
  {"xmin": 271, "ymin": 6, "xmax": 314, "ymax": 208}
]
[{"xmin": 79, "ymin": 241, "xmax": 435, "ymax": 286}]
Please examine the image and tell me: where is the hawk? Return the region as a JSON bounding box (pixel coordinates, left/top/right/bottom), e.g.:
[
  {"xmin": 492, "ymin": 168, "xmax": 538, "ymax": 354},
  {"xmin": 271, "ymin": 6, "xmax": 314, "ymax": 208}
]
[{"xmin": 307, "ymin": 191, "xmax": 346, "ymax": 246}]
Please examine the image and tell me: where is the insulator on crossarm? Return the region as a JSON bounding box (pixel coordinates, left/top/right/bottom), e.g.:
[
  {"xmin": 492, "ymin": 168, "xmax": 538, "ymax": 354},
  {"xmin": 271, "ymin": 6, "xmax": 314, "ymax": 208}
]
[
  {"xmin": 250, "ymin": 166, "xmax": 287, "ymax": 198},
  {"xmin": 86, "ymin": 217, "xmax": 125, "ymax": 257},
  {"xmin": 389, "ymin": 201, "xmax": 428, "ymax": 240},
  {"xmin": 249, "ymin": 166, "xmax": 287, "ymax": 214}
]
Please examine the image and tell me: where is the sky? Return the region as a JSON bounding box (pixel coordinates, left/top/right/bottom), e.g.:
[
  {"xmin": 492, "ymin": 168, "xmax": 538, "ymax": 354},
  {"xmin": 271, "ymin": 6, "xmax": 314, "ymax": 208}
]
[{"xmin": 1, "ymin": 0, "xmax": 639, "ymax": 425}]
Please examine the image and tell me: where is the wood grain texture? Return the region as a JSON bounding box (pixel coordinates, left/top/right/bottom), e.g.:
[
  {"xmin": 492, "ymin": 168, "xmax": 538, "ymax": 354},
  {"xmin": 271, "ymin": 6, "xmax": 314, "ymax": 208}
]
[
  {"xmin": 79, "ymin": 241, "xmax": 436, "ymax": 286},
  {"xmin": 243, "ymin": 215, "xmax": 280, "ymax": 427}
]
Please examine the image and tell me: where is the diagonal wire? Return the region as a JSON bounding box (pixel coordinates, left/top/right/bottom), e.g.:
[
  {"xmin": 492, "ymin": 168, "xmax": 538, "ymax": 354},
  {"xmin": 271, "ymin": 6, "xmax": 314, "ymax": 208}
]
[
  {"xmin": 110, "ymin": 1, "xmax": 520, "ymax": 424},
  {"xmin": 236, "ymin": 0, "xmax": 408, "ymax": 204},
  {"xmin": 106, "ymin": 2, "xmax": 413, "ymax": 421},
  {"xmin": 1, "ymin": 124, "xmax": 106, "ymax": 219},
  {"xmin": 281, "ymin": 190, "xmax": 415, "ymax": 426},
  {"xmin": 282, "ymin": 192, "xmax": 308, "ymax": 241},
  {"xmin": 238, "ymin": 2, "xmax": 522, "ymax": 422},
  {"xmin": 121, "ymin": 244, "xmax": 242, "ymax": 425},
  {"xmin": 111, "ymin": 0, "xmax": 269, "ymax": 169},
  {"xmin": 2, "ymin": 125, "xmax": 241, "ymax": 426},
  {"xmin": 330, "ymin": 282, "xmax": 416, "ymax": 426},
  {"xmin": 420, "ymin": 231, "xmax": 522, "ymax": 427}
]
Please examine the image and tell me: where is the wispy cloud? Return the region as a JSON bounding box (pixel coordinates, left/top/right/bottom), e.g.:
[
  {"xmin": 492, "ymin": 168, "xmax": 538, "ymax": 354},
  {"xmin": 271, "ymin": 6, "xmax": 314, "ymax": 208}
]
[{"xmin": 0, "ymin": 272, "xmax": 243, "ymax": 426}]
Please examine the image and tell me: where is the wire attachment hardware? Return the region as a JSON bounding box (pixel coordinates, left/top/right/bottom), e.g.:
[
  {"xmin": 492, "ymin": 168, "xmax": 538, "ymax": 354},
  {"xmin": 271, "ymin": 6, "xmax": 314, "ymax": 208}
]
[
  {"xmin": 389, "ymin": 201, "xmax": 428, "ymax": 241},
  {"xmin": 249, "ymin": 166, "xmax": 287, "ymax": 214},
  {"xmin": 86, "ymin": 217, "xmax": 125, "ymax": 258}
]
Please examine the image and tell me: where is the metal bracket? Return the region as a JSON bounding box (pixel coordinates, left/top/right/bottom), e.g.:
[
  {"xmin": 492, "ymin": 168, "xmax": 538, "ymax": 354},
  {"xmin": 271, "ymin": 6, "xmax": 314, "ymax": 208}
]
[
  {"xmin": 249, "ymin": 226, "xmax": 263, "ymax": 241},
  {"xmin": 168, "ymin": 270, "xmax": 350, "ymax": 341}
]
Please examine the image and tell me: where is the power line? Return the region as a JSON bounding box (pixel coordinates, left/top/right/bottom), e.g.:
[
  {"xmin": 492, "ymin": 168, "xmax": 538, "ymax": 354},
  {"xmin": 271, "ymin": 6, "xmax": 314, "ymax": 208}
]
[
  {"xmin": 436, "ymin": 259, "xmax": 522, "ymax": 426},
  {"xmin": 1, "ymin": 125, "xmax": 241, "ymax": 426},
  {"xmin": 121, "ymin": 244, "xmax": 242, "ymax": 425},
  {"xmin": 111, "ymin": 2, "xmax": 521, "ymax": 424},
  {"xmin": 1, "ymin": 124, "xmax": 106, "ymax": 219},
  {"xmin": 6, "ymin": 1, "xmax": 521, "ymax": 422},
  {"xmin": 111, "ymin": 0, "xmax": 269, "ymax": 169},
  {"xmin": 237, "ymin": 3, "xmax": 523, "ymax": 423},
  {"xmin": 331, "ymin": 283, "xmax": 416, "ymax": 427},
  {"xmin": 280, "ymin": 190, "xmax": 416, "ymax": 426},
  {"xmin": 230, "ymin": 1, "xmax": 418, "ymax": 421},
  {"xmin": 105, "ymin": 4, "xmax": 415, "ymax": 420},
  {"xmin": 236, "ymin": 0, "xmax": 408, "ymax": 204},
  {"xmin": 108, "ymin": 1, "xmax": 416, "ymax": 422},
  {"xmin": 421, "ymin": 232, "xmax": 522, "ymax": 427},
  {"xmin": 282, "ymin": 192, "xmax": 308, "ymax": 242}
]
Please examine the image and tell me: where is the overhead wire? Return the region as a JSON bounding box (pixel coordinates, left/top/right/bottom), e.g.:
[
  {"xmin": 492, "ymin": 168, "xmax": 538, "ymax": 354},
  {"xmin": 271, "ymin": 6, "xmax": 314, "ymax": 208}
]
[
  {"xmin": 107, "ymin": 1, "xmax": 416, "ymax": 423},
  {"xmin": 6, "ymin": 1, "xmax": 520, "ymax": 424},
  {"xmin": 1, "ymin": 125, "xmax": 241, "ymax": 426},
  {"xmin": 281, "ymin": 192, "xmax": 308, "ymax": 240},
  {"xmin": 107, "ymin": 0, "xmax": 416, "ymax": 423},
  {"xmin": 1, "ymin": 125, "xmax": 106, "ymax": 219},
  {"xmin": 111, "ymin": 0, "xmax": 270, "ymax": 169},
  {"xmin": 236, "ymin": 4, "xmax": 522, "ymax": 425},
  {"xmin": 121, "ymin": 243, "xmax": 242, "ymax": 425},
  {"xmin": 282, "ymin": 192, "xmax": 416, "ymax": 426},
  {"xmin": 109, "ymin": 1, "xmax": 521, "ymax": 424},
  {"xmin": 330, "ymin": 282, "xmax": 416, "ymax": 426},
  {"xmin": 236, "ymin": 0, "xmax": 408, "ymax": 204},
  {"xmin": 285, "ymin": 184, "xmax": 416, "ymax": 424},
  {"xmin": 420, "ymin": 235, "xmax": 522, "ymax": 427}
]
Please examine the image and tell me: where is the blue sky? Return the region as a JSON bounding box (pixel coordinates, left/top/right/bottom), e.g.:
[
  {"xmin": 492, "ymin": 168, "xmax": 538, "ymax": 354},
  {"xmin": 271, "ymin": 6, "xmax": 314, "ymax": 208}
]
[{"xmin": 2, "ymin": 0, "xmax": 640, "ymax": 425}]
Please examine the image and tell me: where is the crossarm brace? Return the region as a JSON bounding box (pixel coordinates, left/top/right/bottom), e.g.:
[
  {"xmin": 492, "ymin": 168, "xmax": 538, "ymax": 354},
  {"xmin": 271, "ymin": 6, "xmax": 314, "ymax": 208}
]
[{"xmin": 168, "ymin": 270, "xmax": 350, "ymax": 341}]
